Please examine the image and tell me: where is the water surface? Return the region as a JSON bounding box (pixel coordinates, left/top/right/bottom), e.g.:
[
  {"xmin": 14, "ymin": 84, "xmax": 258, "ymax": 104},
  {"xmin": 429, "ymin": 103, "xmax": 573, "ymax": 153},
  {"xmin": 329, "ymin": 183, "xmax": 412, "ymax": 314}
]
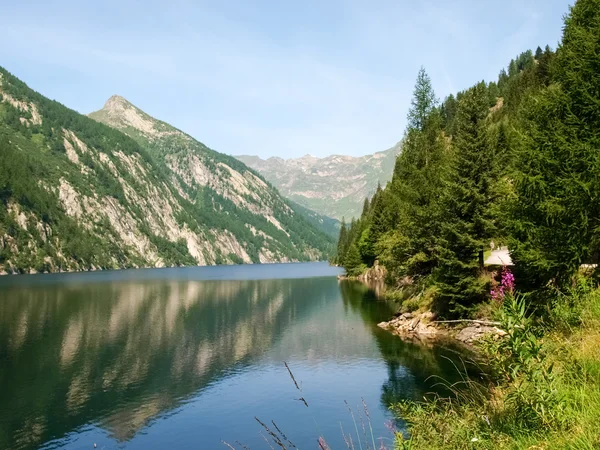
[{"xmin": 0, "ymin": 262, "xmax": 471, "ymax": 449}]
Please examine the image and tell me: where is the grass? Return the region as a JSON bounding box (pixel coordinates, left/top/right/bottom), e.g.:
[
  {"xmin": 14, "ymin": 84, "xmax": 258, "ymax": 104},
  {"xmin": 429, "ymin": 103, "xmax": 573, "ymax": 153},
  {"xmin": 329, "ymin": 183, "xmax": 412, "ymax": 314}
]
[
  {"xmin": 385, "ymin": 285, "xmax": 438, "ymax": 314},
  {"xmin": 391, "ymin": 277, "xmax": 600, "ymax": 449}
]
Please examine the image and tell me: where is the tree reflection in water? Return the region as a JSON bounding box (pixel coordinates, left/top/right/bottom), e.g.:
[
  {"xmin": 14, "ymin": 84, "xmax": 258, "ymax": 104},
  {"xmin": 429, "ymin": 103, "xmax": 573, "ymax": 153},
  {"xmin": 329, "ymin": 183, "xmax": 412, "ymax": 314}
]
[
  {"xmin": 0, "ymin": 272, "xmax": 484, "ymax": 450},
  {"xmin": 338, "ymin": 279, "xmax": 484, "ymax": 422}
]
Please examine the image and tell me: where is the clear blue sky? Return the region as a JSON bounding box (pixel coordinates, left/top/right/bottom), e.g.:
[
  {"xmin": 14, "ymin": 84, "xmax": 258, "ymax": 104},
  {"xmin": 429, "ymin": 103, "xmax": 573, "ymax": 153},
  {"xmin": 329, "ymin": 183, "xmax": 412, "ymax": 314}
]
[{"xmin": 2, "ymin": 0, "xmax": 572, "ymax": 159}]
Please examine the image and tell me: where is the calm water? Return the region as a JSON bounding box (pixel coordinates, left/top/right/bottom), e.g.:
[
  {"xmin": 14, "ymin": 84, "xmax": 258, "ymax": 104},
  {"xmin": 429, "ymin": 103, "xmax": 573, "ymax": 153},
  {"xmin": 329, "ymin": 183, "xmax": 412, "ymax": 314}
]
[{"xmin": 0, "ymin": 262, "xmax": 473, "ymax": 450}]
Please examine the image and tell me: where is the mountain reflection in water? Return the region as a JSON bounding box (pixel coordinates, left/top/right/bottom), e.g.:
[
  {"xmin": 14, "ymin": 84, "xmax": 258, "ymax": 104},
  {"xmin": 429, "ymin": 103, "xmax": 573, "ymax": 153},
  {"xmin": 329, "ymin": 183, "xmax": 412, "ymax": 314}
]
[{"xmin": 0, "ymin": 263, "xmax": 476, "ymax": 449}]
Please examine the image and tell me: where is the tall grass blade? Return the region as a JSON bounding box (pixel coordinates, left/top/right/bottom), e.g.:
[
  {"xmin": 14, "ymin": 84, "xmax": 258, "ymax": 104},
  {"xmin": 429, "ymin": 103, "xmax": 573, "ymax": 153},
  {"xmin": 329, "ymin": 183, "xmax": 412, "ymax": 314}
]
[
  {"xmin": 362, "ymin": 398, "xmax": 377, "ymax": 450},
  {"xmin": 345, "ymin": 400, "xmax": 363, "ymax": 450}
]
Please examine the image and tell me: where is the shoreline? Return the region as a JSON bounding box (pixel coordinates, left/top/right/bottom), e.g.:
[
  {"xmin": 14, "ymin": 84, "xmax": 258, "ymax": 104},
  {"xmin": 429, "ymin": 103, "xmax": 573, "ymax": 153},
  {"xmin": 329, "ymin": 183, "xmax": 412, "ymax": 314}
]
[
  {"xmin": 0, "ymin": 259, "xmax": 333, "ymax": 277},
  {"xmin": 340, "ymin": 269, "xmax": 506, "ymax": 346}
]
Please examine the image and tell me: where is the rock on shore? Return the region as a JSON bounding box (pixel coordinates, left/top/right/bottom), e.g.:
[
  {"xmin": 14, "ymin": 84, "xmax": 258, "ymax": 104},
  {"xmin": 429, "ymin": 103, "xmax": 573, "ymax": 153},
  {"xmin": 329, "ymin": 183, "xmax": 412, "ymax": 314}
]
[
  {"xmin": 455, "ymin": 324, "xmax": 507, "ymax": 344},
  {"xmin": 378, "ymin": 311, "xmax": 439, "ymax": 338},
  {"xmin": 378, "ymin": 311, "xmax": 507, "ymax": 345}
]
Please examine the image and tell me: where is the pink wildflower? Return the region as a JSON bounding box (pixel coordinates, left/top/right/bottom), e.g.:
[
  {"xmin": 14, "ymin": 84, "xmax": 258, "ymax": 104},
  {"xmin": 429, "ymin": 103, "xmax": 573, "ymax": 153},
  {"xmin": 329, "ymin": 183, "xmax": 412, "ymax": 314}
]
[{"xmin": 491, "ymin": 266, "xmax": 515, "ymax": 302}]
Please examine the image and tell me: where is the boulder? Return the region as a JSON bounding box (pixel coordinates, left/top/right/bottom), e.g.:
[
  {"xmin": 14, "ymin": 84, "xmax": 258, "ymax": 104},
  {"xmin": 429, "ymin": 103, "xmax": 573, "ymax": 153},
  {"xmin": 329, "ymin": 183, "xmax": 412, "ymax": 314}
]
[
  {"xmin": 377, "ymin": 311, "xmax": 438, "ymax": 338},
  {"xmin": 456, "ymin": 326, "xmax": 507, "ymax": 344}
]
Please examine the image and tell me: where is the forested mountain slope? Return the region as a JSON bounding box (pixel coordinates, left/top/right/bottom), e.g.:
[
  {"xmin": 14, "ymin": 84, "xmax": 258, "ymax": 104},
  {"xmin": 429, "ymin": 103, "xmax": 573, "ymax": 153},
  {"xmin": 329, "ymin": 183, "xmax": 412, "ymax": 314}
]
[
  {"xmin": 336, "ymin": 41, "xmax": 562, "ymax": 317},
  {"xmin": 237, "ymin": 142, "xmax": 401, "ymax": 221},
  {"xmin": 89, "ymin": 95, "xmax": 337, "ymax": 240},
  {"xmin": 0, "ymin": 68, "xmax": 334, "ymax": 274}
]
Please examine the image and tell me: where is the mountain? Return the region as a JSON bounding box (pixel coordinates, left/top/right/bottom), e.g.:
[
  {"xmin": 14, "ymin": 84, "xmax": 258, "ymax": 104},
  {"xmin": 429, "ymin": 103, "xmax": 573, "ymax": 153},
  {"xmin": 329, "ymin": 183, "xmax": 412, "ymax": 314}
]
[
  {"xmin": 286, "ymin": 200, "xmax": 340, "ymax": 238},
  {"xmin": 0, "ymin": 67, "xmax": 334, "ymax": 274},
  {"xmin": 89, "ymin": 95, "xmax": 339, "ymax": 237},
  {"xmin": 236, "ymin": 143, "xmax": 401, "ymax": 221}
]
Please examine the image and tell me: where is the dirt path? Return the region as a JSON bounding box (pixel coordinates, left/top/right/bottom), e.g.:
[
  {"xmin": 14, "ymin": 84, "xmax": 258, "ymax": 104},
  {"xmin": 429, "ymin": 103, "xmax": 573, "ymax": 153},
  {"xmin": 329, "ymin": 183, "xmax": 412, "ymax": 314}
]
[{"xmin": 484, "ymin": 247, "xmax": 513, "ymax": 266}]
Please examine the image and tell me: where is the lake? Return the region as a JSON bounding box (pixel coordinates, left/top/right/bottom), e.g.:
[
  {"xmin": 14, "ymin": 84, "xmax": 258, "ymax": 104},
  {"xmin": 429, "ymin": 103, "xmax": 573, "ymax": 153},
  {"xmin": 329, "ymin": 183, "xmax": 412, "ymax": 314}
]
[{"xmin": 0, "ymin": 262, "xmax": 473, "ymax": 449}]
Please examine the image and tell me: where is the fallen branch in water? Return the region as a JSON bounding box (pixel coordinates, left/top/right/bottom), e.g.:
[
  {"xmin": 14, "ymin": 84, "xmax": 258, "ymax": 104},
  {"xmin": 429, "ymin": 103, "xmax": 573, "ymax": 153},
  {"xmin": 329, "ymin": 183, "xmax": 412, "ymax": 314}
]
[{"xmin": 431, "ymin": 319, "xmax": 502, "ymax": 326}]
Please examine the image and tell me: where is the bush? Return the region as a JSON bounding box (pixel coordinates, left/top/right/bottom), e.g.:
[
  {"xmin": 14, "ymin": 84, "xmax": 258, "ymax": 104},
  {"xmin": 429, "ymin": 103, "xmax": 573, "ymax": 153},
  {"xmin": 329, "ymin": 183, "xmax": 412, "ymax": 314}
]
[
  {"xmin": 401, "ymin": 297, "xmax": 422, "ymax": 313},
  {"xmin": 548, "ymin": 274, "xmax": 594, "ymax": 332}
]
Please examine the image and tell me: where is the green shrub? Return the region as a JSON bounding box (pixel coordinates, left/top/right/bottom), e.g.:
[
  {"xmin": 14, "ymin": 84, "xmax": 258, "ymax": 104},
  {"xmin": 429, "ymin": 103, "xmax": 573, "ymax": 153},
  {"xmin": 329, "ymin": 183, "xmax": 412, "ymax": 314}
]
[{"xmin": 401, "ymin": 297, "xmax": 422, "ymax": 313}]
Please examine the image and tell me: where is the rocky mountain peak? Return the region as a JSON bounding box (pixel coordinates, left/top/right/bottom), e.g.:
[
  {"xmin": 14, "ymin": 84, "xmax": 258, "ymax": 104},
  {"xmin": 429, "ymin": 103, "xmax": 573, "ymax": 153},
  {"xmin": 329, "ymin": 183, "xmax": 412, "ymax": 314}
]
[
  {"xmin": 103, "ymin": 94, "xmax": 131, "ymax": 110},
  {"xmin": 90, "ymin": 95, "xmax": 165, "ymax": 138},
  {"xmin": 236, "ymin": 142, "xmax": 402, "ymax": 220}
]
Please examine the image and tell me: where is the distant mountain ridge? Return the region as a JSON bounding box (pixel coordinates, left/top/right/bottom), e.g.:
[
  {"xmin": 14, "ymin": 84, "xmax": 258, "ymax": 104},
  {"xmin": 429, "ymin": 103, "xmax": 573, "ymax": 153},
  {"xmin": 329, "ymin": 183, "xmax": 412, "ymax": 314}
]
[
  {"xmin": 237, "ymin": 143, "xmax": 401, "ymax": 220},
  {"xmin": 0, "ymin": 67, "xmax": 334, "ymax": 274}
]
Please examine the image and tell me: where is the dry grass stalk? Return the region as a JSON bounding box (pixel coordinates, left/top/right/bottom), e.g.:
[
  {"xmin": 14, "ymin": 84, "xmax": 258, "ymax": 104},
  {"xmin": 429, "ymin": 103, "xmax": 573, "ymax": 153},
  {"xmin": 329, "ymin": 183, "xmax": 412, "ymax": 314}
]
[
  {"xmin": 318, "ymin": 436, "xmax": 330, "ymax": 449},
  {"xmin": 271, "ymin": 420, "xmax": 297, "ymax": 448},
  {"xmin": 284, "ymin": 361, "xmax": 301, "ymax": 391},
  {"xmin": 255, "ymin": 416, "xmax": 288, "ymax": 449},
  {"xmin": 260, "ymin": 431, "xmax": 275, "ymax": 450}
]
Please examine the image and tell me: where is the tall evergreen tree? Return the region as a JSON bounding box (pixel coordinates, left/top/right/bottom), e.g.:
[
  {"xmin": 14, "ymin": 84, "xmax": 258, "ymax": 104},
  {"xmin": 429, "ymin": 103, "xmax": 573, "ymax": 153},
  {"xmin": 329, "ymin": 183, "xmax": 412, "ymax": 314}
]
[
  {"xmin": 441, "ymin": 94, "xmax": 458, "ymax": 134},
  {"xmin": 378, "ymin": 68, "xmax": 448, "ymax": 281},
  {"xmin": 407, "ymin": 67, "xmax": 438, "ymax": 132},
  {"xmin": 436, "ymin": 83, "xmax": 499, "ymax": 315},
  {"xmin": 508, "ymin": 59, "xmax": 519, "ymax": 77},
  {"xmin": 344, "ymin": 243, "xmax": 364, "ymax": 277},
  {"xmin": 361, "ymin": 197, "xmax": 370, "ymax": 219},
  {"xmin": 336, "ymin": 218, "xmax": 348, "ymax": 265},
  {"xmin": 535, "ymin": 46, "xmax": 544, "ymax": 59},
  {"xmin": 487, "ymin": 82, "xmax": 500, "ymax": 107},
  {"xmin": 510, "ymin": 0, "xmax": 600, "ymax": 290}
]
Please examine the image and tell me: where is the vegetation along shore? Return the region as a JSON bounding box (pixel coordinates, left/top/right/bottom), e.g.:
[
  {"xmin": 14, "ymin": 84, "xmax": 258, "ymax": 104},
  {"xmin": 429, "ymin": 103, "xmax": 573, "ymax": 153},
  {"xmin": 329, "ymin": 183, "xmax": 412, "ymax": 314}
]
[{"xmin": 333, "ymin": 0, "xmax": 600, "ymax": 447}]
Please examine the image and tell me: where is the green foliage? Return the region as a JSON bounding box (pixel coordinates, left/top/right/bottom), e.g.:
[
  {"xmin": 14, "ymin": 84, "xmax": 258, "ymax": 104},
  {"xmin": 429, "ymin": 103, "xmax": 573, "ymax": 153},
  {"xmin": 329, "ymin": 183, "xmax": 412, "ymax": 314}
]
[
  {"xmin": 509, "ymin": 0, "xmax": 600, "ymax": 291},
  {"xmin": 343, "ymin": 243, "xmax": 366, "ymax": 277},
  {"xmin": 227, "ymin": 253, "xmax": 244, "ymax": 265},
  {"xmin": 350, "ymin": 1, "xmax": 600, "ymax": 447},
  {"xmin": 335, "ymin": 217, "xmax": 348, "ymax": 265},
  {"xmin": 401, "ymin": 297, "xmax": 422, "ymax": 313},
  {"xmin": 394, "ymin": 281, "xmax": 600, "ymax": 449},
  {"xmin": 435, "ymin": 83, "xmax": 501, "ymax": 316},
  {"xmin": 286, "ymin": 200, "xmax": 340, "ymax": 239},
  {"xmin": 381, "ymin": 69, "xmax": 448, "ymax": 282},
  {"xmin": 0, "ymin": 127, "xmax": 131, "ymax": 272},
  {"xmin": 407, "ymin": 67, "xmax": 438, "ymax": 132},
  {"xmin": 148, "ymin": 235, "xmax": 196, "ymax": 267},
  {"xmin": 357, "ymin": 226, "xmax": 376, "ymax": 266},
  {"xmin": 332, "ymin": 8, "xmax": 569, "ymax": 318}
]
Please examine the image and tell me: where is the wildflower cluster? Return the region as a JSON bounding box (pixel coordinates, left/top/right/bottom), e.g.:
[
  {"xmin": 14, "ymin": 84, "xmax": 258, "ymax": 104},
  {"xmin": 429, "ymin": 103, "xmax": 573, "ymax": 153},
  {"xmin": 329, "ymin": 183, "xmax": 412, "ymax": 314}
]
[{"xmin": 491, "ymin": 266, "xmax": 515, "ymax": 302}]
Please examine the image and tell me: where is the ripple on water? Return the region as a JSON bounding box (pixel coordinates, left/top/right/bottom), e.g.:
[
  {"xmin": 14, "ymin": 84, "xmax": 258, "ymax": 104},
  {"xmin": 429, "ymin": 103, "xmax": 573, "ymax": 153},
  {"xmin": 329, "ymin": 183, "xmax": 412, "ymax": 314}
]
[{"xmin": 0, "ymin": 264, "xmax": 472, "ymax": 450}]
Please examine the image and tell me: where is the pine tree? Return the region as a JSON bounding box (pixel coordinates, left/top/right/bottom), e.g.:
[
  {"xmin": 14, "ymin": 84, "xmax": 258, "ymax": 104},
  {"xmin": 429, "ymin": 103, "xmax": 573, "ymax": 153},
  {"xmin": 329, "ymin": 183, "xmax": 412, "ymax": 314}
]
[
  {"xmin": 508, "ymin": 59, "xmax": 519, "ymax": 77},
  {"xmin": 535, "ymin": 46, "xmax": 555, "ymax": 86},
  {"xmin": 535, "ymin": 46, "xmax": 544, "ymax": 59},
  {"xmin": 510, "ymin": 0, "xmax": 600, "ymax": 290},
  {"xmin": 487, "ymin": 82, "xmax": 500, "ymax": 107},
  {"xmin": 441, "ymin": 94, "xmax": 458, "ymax": 134},
  {"xmin": 369, "ymin": 189, "xmax": 387, "ymax": 243},
  {"xmin": 336, "ymin": 218, "xmax": 348, "ymax": 265},
  {"xmin": 436, "ymin": 83, "xmax": 498, "ymax": 315},
  {"xmin": 357, "ymin": 225, "xmax": 376, "ymax": 266},
  {"xmin": 361, "ymin": 197, "xmax": 370, "ymax": 219},
  {"xmin": 380, "ymin": 68, "xmax": 448, "ymax": 281},
  {"xmin": 407, "ymin": 67, "xmax": 438, "ymax": 132},
  {"xmin": 344, "ymin": 243, "xmax": 365, "ymax": 277}
]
